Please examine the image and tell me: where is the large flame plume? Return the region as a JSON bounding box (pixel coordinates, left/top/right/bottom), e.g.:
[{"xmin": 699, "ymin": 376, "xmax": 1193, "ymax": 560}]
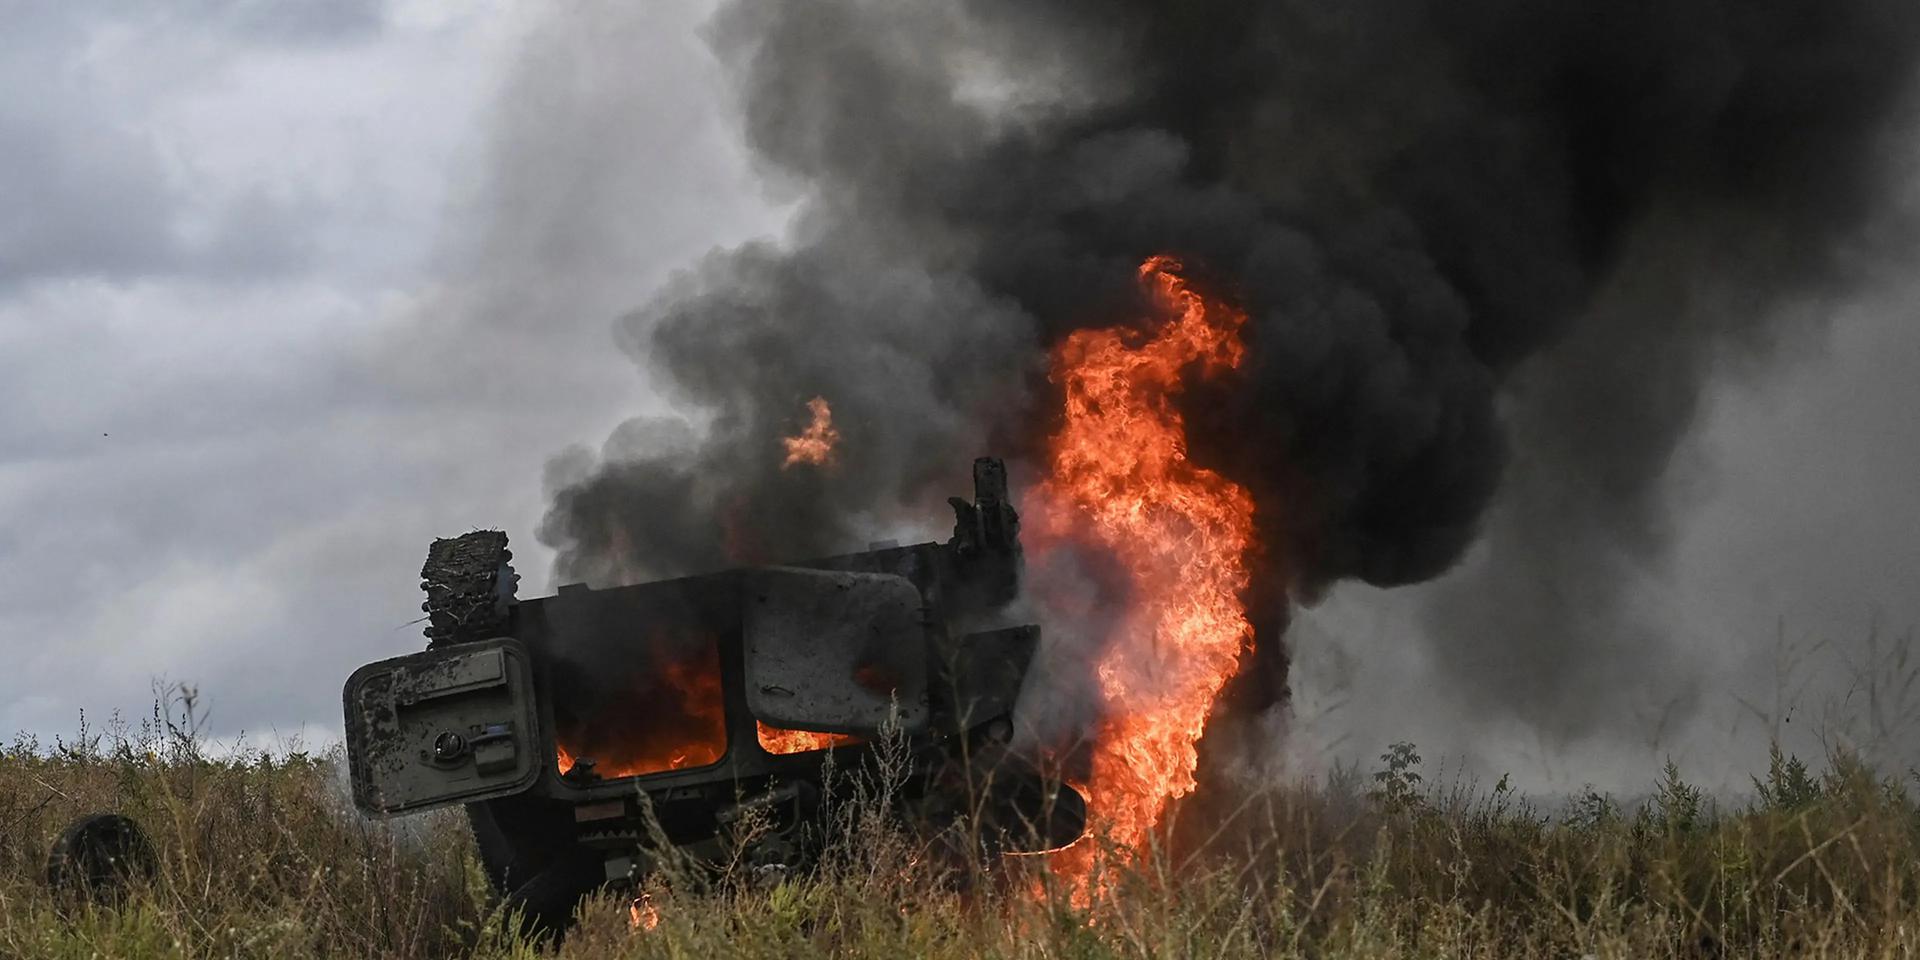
[{"xmin": 1029, "ymin": 255, "xmax": 1257, "ymax": 855}]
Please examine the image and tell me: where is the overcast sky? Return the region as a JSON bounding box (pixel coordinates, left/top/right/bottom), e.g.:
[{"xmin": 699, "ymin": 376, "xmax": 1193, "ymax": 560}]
[
  {"xmin": 0, "ymin": 0, "xmax": 786, "ymax": 746},
  {"xmin": 1, "ymin": 1, "xmax": 1915, "ymax": 791}
]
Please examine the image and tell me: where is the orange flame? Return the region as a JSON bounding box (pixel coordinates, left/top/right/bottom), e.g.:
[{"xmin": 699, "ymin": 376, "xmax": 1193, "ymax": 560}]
[
  {"xmin": 629, "ymin": 892, "xmax": 660, "ymax": 931},
  {"xmin": 556, "ymin": 647, "xmax": 729, "ymax": 779},
  {"xmin": 781, "ymin": 396, "xmax": 841, "ymax": 468},
  {"xmin": 1029, "ymin": 255, "xmax": 1256, "ymax": 861},
  {"xmin": 755, "ymin": 721, "xmax": 861, "ymax": 754}
]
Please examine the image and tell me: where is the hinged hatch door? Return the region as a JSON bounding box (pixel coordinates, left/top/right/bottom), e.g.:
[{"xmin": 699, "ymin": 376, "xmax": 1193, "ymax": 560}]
[
  {"xmin": 744, "ymin": 567, "xmax": 930, "ymax": 736},
  {"xmin": 343, "ymin": 638, "xmax": 541, "ymax": 816}
]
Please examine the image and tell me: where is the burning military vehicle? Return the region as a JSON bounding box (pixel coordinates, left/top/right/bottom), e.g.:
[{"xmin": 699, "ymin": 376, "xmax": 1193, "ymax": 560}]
[{"xmin": 342, "ymin": 458, "xmax": 1085, "ymax": 931}]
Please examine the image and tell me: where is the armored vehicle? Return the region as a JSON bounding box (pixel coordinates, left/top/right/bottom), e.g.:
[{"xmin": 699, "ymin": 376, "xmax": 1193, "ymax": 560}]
[{"xmin": 342, "ymin": 458, "xmax": 1084, "ymax": 932}]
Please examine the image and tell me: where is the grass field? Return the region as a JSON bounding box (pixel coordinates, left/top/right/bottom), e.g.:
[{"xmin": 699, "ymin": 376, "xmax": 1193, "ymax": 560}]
[{"xmin": 4, "ymin": 699, "xmax": 1919, "ymax": 959}]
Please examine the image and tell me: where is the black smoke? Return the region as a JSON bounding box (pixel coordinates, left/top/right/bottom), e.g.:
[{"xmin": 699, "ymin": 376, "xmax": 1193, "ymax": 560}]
[{"xmin": 539, "ymin": 0, "xmax": 1920, "ymax": 740}]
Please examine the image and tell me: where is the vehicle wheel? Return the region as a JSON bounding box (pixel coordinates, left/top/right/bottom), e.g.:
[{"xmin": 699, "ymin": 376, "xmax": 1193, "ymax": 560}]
[
  {"xmin": 467, "ymin": 795, "xmax": 604, "ymax": 940},
  {"xmin": 917, "ymin": 744, "xmax": 1087, "ymax": 856},
  {"xmin": 421, "ymin": 530, "xmax": 518, "ymax": 648},
  {"xmin": 502, "ymin": 844, "xmax": 607, "ymax": 941},
  {"xmin": 46, "ymin": 812, "xmax": 156, "ymax": 901}
]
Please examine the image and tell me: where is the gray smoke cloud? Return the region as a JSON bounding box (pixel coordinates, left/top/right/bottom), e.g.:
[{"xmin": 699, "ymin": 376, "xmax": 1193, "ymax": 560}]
[{"xmin": 539, "ymin": 0, "xmax": 1920, "ymax": 746}]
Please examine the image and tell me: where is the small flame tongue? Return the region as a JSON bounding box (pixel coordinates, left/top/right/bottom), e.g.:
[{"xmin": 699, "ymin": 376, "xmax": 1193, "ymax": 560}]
[
  {"xmin": 1029, "ymin": 255, "xmax": 1257, "ymax": 861},
  {"xmin": 630, "ymin": 892, "xmax": 660, "ymax": 931},
  {"xmin": 756, "ymin": 721, "xmax": 859, "ymax": 753},
  {"xmin": 782, "ymin": 396, "xmax": 841, "ymax": 468}
]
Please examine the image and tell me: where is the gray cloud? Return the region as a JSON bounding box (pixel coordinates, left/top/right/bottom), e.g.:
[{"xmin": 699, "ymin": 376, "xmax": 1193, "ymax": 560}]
[
  {"xmin": 0, "ymin": 3, "xmax": 343, "ymax": 290},
  {"xmin": 0, "ymin": 1, "xmax": 782, "ymax": 741},
  {"xmin": 193, "ymin": 0, "xmax": 387, "ymax": 45}
]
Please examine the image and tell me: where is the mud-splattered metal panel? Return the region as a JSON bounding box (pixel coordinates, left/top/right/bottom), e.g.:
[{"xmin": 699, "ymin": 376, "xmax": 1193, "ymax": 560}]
[
  {"xmin": 343, "ymin": 638, "xmax": 541, "ymax": 816},
  {"xmin": 743, "ymin": 567, "xmax": 930, "ymax": 734}
]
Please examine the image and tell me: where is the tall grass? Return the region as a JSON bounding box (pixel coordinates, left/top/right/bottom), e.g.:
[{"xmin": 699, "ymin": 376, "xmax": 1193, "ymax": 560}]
[
  {"xmin": 0, "ymin": 692, "xmax": 485, "ymax": 959},
  {"xmin": 5, "ymin": 692, "xmax": 1920, "ymax": 958}
]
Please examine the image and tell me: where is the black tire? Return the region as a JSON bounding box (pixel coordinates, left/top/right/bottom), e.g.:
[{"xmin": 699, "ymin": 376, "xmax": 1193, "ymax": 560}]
[
  {"xmin": 467, "ymin": 794, "xmax": 608, "ymax": 940},
  {"xmin": 46, "ymin": 813, "xmax": 156, "ymax": 901},
  {"xmin": 465, "ymin": 794, "xmax": 574, "ymax": 892},
  {"xmin": 502, "ymin": 844, "xmax": 608, "ymax": 941},
  {"xmin": 421, "ymin": 530, "xmax": 518, "ymax": 648},
  {"xmin": 917, "ymin": 744, "xmax": 1088, "ymax": 856}
]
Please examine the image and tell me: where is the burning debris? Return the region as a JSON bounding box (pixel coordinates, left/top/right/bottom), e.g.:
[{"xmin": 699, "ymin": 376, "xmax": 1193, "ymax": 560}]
[
  {"xmin": 345, "ymin": 460, "xmax": 1085, "ymax": 936},
  {"xmin": 629, "ymin": 891, "xmax": 660, "ymax": 932}
]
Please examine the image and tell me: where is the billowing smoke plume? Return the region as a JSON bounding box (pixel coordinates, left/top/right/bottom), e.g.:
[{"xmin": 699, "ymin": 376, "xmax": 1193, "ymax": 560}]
[{"xmin": 540, "ymin": 0, "xmax": 1920, "ymax": 741}]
